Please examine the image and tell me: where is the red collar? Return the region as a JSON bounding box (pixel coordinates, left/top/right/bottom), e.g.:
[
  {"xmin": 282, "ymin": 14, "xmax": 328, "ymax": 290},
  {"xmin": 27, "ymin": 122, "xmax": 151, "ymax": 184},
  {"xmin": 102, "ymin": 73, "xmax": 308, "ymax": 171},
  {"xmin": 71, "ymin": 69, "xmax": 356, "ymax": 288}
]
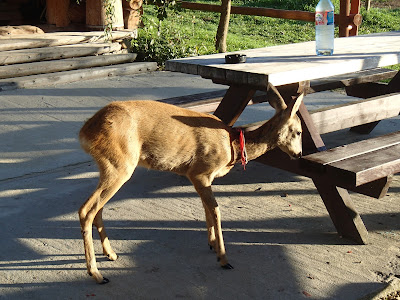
[{"xmin": 238, "ymin": 129, "xmax": 248, "ymax": 170}]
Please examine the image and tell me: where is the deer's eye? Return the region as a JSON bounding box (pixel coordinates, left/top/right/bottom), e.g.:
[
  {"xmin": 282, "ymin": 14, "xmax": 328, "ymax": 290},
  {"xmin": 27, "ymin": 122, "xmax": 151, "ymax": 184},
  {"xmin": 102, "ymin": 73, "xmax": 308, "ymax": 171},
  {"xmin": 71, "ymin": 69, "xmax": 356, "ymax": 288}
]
[{"xmin": 297, "ymin": 131, "xmax": 302, "ymax": 136}]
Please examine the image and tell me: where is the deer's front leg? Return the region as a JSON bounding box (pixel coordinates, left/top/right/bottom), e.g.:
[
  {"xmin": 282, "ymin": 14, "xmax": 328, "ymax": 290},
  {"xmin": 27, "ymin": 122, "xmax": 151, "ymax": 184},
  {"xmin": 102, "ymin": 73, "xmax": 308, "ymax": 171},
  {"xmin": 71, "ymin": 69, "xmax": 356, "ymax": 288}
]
[
  {"xmin": 202, "ymin": 202, "xmax": 216, "ymax": 251},
  {"xmin": 190, "ymin": 175, "xmax": 233, "ymax": 269}
]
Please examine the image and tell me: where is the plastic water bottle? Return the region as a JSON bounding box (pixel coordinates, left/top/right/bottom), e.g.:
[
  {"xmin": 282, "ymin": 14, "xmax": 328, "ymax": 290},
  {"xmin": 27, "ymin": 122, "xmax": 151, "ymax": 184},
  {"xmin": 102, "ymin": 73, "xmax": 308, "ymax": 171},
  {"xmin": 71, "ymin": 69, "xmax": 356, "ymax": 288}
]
[{"xmin": 315, "ymin": 0, "xmax": 334, "ymax": 56}]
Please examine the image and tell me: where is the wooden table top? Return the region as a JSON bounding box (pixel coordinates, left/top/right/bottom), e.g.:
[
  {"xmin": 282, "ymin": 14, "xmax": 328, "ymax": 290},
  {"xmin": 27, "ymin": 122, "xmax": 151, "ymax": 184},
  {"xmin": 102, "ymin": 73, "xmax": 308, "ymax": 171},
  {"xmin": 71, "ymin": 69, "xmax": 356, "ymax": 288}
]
[{"xmin": 166, "ymin": 31, "xmax": 400, "ymax": 89}]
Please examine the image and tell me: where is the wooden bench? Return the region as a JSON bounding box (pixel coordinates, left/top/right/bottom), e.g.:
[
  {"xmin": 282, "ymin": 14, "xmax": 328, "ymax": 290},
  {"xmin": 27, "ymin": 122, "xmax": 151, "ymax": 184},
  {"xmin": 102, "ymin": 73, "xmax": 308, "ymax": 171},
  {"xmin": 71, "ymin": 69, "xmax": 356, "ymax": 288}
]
[
  {"xmin": 160, "ymin": 89, "xmax": 267, "ymax": 113},
  {"xmin": 292, "ymin": 130, "xmax": 400, "ymax": 245},
  {"xmin": 254, "ymin": 89, "xmax": 400, "ymax": 245},
  {"xmin": 300, "ymin": 131, "xmax": 400, "ymax": 199}
]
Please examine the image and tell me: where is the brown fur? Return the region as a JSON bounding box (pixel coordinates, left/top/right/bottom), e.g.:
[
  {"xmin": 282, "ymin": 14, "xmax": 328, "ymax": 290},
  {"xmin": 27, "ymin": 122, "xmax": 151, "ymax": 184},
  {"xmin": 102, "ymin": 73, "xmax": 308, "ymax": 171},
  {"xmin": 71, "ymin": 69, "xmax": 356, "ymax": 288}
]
[{"xmin": 79, "ymin": 94, "xmax": 303, "ymax": 283}]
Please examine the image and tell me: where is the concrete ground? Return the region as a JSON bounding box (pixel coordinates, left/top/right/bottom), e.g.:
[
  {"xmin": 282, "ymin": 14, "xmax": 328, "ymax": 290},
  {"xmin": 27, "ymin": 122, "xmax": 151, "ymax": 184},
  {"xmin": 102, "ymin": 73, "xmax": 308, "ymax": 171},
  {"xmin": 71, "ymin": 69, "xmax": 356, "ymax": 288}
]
[{"xmin": 0, "ymin": 71, "xmax": 399, "ymax": 300}]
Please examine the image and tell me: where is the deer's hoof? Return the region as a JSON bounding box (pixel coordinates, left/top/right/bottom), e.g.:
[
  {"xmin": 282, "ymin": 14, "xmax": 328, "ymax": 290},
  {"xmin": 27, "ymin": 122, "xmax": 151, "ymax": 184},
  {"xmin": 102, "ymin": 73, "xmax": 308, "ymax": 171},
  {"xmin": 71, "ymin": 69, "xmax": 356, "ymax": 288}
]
[
  {"xmin": 89, "ymin": 271, "xmax": 109, "ymax": 284},
  {"xmin": 99, "ymin": 277, "xmax": 110, "ymax": 284},
  {"xmin": 106, "ymin": 253, "xmax": 118, "ymax": 261},
  {"xmin": 209, "ymin": 244, "xmax": 217, "ymax": 253},
  {"xmin": 221, "ymin": 263, "xmax": 234, "ymax": 270}
]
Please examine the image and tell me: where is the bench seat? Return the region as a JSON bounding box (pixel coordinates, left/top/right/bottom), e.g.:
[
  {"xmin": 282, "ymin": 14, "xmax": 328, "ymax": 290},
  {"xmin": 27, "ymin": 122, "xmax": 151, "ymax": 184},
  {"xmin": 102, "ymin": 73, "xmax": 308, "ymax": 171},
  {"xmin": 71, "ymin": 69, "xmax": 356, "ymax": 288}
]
[
  {"xmin": 308, "ymin": 67, "xmax": 397, "ymax": 93},
  {"xmin": 301, "ymin": 131, "xmax": 400, "ymax": 197}
]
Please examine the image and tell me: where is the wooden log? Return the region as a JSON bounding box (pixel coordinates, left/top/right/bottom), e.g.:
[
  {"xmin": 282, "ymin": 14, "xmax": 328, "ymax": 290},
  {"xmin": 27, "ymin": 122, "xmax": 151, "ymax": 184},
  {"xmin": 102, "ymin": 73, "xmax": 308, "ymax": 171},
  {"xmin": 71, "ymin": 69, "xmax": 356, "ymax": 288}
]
[
  {"xmin": 0, "ymin": 31, "xmax": 134, "ymax": 51},
  {"xmin": 0, "ymin": 62, "xmax": 157, "ymax": 90},
  {"xmin": 0, "ymin": 35, "xmax": 92, "ymax": 52},
  {"xmin": 0, "ymin": 53, "xmax": 138, "ymax": 79},
  {"xmin": 0, "ymin": 43, "xmax": 122, "ymax": 65}
]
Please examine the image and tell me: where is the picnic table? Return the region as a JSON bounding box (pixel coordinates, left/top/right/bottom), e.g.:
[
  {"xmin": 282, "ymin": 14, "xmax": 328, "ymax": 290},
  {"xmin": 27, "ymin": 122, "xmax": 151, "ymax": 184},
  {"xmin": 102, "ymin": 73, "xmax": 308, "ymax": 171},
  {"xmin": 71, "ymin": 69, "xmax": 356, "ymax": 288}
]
[{"xmin": 166, "ymin": 31, "xmax": 400, "ymax": 244}]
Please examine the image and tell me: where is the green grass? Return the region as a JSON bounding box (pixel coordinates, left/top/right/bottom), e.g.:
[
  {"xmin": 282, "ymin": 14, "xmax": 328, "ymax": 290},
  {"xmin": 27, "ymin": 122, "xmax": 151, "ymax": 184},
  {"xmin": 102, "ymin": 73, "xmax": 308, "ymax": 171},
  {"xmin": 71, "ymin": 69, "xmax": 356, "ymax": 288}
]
[{"xmin": 132, "ymin": 0, "xmax": 400, "ymax": 66}]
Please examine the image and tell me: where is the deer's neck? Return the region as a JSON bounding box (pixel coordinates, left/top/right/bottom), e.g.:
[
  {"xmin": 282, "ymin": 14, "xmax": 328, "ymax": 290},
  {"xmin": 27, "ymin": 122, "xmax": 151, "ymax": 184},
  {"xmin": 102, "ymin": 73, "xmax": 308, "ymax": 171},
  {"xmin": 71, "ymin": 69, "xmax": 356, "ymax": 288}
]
[{"xmin": 233, "ymin": 120, "xmax": 279, "ymax": 163}]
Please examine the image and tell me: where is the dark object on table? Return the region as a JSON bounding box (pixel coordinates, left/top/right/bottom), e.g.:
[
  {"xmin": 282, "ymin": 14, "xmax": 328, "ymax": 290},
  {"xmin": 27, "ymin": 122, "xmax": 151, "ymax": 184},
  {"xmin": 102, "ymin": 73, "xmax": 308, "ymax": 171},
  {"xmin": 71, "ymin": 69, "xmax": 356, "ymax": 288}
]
[{"xmin": 225, "ymin": 54, "xmax": 246, "ymax": 64}]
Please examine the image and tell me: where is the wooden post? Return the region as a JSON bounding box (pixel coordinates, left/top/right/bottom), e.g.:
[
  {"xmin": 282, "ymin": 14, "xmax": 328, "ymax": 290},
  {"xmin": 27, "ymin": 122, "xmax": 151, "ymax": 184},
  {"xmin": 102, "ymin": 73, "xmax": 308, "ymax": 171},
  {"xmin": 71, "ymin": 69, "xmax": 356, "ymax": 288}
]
[
  {"xmin": 122, "ymin": 0, "xmax": 143, "ymax": 30},
  {"xmin": 46, "ymin": 0, "xmax": 57, "ymax": 24},
  {"xmin": 365, "ymin": 0, "xmax": 371, "ymax": 10},
  {"xmin": 339, "ymin": 0, "xmax": 361, "ymax": 37},
  {"xmin": 349, "ymin": 0, "xmax": 361, "ymax": 36},
  {"xmin": 215, "ymin": 0, "xmax": 231, "ymax": 53},
  {"xmin": 86, "ymin": 0, "xmax": 124, "ymax": 30},
  {"xmin": 46, "ymin": 0, "xmax": 70, "ymax": 27},
  {"xmin": 339, "ymin": 0, "xmax": 350, "ymax": 37}
]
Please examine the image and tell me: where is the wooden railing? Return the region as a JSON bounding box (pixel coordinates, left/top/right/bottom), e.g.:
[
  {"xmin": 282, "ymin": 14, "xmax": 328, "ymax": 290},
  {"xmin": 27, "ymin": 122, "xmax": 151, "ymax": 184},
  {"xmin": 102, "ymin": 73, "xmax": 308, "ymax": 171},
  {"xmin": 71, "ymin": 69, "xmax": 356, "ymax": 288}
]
[{"xmin": 179, "ymin": 0, "xmax": 362, "ymax": 37}]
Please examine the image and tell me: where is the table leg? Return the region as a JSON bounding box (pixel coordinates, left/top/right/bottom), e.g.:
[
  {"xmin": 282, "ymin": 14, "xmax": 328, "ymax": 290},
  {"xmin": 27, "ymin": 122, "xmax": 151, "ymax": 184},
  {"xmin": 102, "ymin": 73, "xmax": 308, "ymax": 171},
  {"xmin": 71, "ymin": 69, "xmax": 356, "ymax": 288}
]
[
  {"xmin": 388, "ymin": 70, "xmax": 400, "ymax": 93},
  {"xmin": 313, "ymin": 178, "xmax": 368, "ymax": 244},
  {"xmin": 297, "ymin": 102, "xmax": 326, "ymax": 154},
  {"xmin": 213, "ymin": 85, "xmax": 256, "ymax": 126},
  {"xmin": 214, "ymin": 81, "xmax": 370, "ymax": 244},
  {"xmin": 258, "ymin": 83, "xmax": 369, "ymax": 244}
]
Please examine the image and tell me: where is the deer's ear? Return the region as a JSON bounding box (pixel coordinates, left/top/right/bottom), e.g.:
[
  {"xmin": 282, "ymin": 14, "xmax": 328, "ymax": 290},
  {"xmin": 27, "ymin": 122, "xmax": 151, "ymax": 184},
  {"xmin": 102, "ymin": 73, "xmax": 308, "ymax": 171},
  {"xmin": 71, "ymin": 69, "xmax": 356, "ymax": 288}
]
[
  {"xmin": 267, "ymin": 83, "xmax": 287, "ymax": 112},
  {"xmin": 286, "ymin": 93, "xmax": 304, "ymax": 118}
]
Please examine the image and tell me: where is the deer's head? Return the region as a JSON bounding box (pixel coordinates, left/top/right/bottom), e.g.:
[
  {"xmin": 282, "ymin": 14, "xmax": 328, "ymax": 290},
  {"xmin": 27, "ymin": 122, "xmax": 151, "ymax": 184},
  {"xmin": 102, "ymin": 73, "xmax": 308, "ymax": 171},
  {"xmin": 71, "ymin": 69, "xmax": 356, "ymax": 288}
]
[{"xmin": 269, "ymin": 93, "xmax": 304, "ymax": 159}]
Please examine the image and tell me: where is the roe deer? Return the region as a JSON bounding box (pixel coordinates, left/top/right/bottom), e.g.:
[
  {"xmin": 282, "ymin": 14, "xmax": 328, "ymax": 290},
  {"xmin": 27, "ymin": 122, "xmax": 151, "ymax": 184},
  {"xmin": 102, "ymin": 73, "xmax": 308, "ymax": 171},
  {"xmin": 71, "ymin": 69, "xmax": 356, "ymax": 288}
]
[{"xmin": 79, "ymin": 91, "xmax": 304, "ymax": 284}]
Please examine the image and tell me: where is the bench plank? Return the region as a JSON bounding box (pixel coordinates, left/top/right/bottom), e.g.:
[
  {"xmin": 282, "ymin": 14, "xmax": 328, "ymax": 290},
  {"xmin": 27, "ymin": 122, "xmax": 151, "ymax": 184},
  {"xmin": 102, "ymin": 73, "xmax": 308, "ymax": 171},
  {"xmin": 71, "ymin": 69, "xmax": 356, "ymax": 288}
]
[
  {"xmin": 162, "ymin": 90, "xmax": 267, "ymax": 113},
  {"xmin": 310, "ymin": 93, "xmax": 400, "ymax": 135},
  {"xmin": 303, "ymin": 131, "xmax": 400, "ymax": 166},
  {"xmin": 329, "ymin": 144, "xmax": 400, "ymax": 186},
  {"xmin": 301, "ymin": 131, "xmax": 400, "ymax": 187},
  {"xmin": 309, "ymin": 68, "xmax": 397, "ymax": 93},
  {"xmin": 240, "ymin": 92, "xmax": 400, "ymax": 135}
]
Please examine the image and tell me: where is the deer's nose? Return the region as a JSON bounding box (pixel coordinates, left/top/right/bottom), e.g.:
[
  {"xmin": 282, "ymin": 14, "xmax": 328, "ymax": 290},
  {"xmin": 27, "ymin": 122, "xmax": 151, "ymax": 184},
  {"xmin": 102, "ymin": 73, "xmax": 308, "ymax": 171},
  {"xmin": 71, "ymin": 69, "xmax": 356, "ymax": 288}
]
[{"xmin": 294, "ymin": 152, "xmax": 302, "ymax": 159}]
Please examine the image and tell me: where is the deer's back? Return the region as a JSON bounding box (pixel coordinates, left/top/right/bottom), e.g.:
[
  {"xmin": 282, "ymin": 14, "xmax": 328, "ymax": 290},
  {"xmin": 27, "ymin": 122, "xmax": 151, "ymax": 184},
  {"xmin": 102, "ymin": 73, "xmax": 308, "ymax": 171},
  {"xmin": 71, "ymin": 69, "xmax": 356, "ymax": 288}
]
[{"xmin": 80, "ymin": 101, "xmax": 235, "ymax": 176}]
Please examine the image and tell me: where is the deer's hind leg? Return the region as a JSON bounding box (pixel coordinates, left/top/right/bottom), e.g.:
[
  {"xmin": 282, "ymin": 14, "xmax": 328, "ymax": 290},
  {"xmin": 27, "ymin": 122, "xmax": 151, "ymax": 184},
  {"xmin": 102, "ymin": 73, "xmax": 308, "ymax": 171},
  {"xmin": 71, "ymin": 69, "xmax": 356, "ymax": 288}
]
[
  {"xmin": 93, "ymin": 208, "xmax": 118, "ymax": 261},
  {"xmin": 79, "ymin": 158, "xmax": 136, "ymax": 284}
]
